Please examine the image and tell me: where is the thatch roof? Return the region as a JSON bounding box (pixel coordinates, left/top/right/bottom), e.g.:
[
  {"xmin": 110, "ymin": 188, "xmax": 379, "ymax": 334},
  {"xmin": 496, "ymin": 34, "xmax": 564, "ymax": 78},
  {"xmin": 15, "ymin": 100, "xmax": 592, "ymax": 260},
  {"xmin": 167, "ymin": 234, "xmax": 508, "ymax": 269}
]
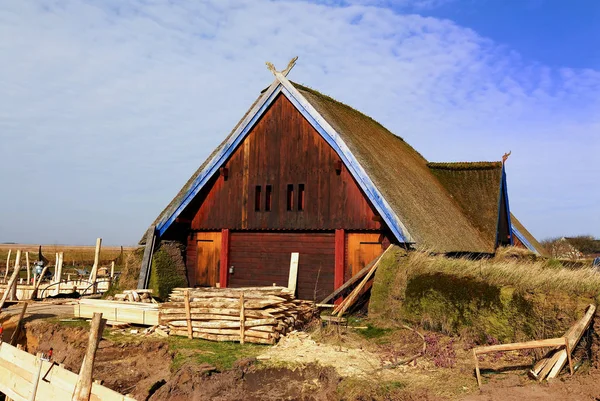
[
  {"xmin": 143, "ymin": 79, "xmax": 541, "ymax": 255},
  {"xmin": 427, "ymin": 162, "xmax": 503, "ymax": 249},
  {"xmin": 294, "ymin": 84, "xmax": 491, "ymax": 253}
]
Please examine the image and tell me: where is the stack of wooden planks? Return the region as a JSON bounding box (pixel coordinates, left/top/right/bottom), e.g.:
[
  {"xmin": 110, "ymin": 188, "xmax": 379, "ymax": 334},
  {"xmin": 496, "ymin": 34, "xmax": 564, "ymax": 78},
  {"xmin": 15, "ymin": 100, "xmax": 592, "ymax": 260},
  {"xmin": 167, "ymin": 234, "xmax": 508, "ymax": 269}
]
[
  {"xmin": 160, "ymin": 287, "xmax": 316, "ymax": 345},
  {"xmin": 74, "ymin": 299, "xmax": 159, "ymax": 326}
]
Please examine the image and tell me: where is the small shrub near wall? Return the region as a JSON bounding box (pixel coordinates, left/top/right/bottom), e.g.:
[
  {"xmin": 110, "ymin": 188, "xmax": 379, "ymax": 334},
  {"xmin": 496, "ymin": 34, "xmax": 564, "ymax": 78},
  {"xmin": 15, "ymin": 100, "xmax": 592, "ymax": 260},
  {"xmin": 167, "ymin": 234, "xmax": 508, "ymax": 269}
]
[{"xmin": 149, "ymin": 241, "xmax": 188, "ymax": 300}]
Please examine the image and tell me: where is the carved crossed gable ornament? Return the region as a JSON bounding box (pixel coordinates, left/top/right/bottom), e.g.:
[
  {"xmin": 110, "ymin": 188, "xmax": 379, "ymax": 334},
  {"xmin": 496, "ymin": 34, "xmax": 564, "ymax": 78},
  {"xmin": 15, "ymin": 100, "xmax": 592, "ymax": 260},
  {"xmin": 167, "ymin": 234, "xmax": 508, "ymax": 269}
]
[
  {"xmin": 266, "ymin": 56, "xmax": 298, "ymax": 77},
  {"xmin": 502, "ymin": 151, "xmax": 512, "ymax": 164}
]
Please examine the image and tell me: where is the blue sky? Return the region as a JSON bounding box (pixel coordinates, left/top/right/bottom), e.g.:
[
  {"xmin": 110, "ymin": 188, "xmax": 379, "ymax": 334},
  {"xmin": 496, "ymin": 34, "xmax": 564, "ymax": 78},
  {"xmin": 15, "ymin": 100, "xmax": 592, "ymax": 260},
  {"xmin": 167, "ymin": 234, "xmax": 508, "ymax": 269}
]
[{"xmin": 0, "ymin": 0, "xmax": 598, "ymax": 246}]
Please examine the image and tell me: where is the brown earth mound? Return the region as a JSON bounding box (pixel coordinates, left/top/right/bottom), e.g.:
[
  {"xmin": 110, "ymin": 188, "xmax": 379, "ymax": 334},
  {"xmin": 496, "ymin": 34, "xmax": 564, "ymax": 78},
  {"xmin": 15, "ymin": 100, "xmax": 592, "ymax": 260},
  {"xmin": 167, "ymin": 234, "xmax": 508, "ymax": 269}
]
[{"xmin": 149, "ymin": 361, "xmax": 340, "ymax": 401}]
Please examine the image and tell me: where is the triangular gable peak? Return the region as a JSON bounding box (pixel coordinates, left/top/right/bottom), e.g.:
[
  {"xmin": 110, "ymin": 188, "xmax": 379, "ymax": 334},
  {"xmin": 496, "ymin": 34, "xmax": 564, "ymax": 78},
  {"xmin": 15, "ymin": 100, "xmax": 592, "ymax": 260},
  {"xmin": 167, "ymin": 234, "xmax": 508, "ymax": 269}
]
[{"xmin": 155, "ymin": 71, "xmax": 413, "ymax": 244}]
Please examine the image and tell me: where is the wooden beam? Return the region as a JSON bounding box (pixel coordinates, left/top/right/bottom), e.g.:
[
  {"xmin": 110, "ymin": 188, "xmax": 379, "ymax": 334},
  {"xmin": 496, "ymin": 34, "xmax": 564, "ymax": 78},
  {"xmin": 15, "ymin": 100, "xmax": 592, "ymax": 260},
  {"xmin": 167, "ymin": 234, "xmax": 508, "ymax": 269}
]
[
  {"xmin": 10, "ymin": 302, "xmax": 28, "ymax": 345},
  {"xmin": 473, "ymin": 336, "xmax": 571, "ymax": 388},
  {"xmin": 334, "ymin": 245, "xmax": 393, "ymax": 316},
  {"xmin": 334, "ymin": 230, "xmax": 345, "ymax": 296},
  {"xmin": 25, "ymin": 252, "xmax": 30, "ymax": 286},
  {"xmin": 219, "ymin": 229, "xmax": 230, "ymax": 288},
  {"xmin": 4, "ymin": 249, "xmax": 11, "ymax": 282},
  {"xmin": 72, "ymin": 312, "xmax": 106, "ymax": 401},
  {"xmin": 319, "ymin": 250, "xmax": 382, "ymax": 305},
  {"xmin": 547, "ymin": 304, "xmax": 596, "ymax": 379},
  {"xmin": 89, "ymin": 238, "xmax": 102, "ymax": 289},
  {"xmin": 137, "ymin": 226, "xmax": 156, "ymax": 289},
  {"xmin": 239, "ymin": 293, "xmax": 245, "ymax": 345},
  {"xmin": 287, "ymin": 253, "xmax": 299, "ymax": 296},
  {"xmin": 10, "ymin": 250, "xmax": 21, "ymax": 301},
  {"xmin": 184, "ymin": 290, "xmax": 193, "ymax": 339},
  {"xmin": 28, "ymin": 353, "xmax": 43, "ymax": 401},
  {"xmin": 0, "ymin": 259, "xmax": 22, "ymax": 312}
]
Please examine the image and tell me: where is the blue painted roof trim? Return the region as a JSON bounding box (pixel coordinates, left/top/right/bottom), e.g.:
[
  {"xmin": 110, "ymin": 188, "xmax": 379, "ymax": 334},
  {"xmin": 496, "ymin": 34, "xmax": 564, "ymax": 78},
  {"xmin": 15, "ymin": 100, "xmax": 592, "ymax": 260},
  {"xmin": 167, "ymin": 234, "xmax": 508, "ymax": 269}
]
[
  {"xmin": 156, "ymin": 84, "xmax": 283, "ymax": 236},
  {"xmin": 503, "ymin": 166, "xmax": 514, "ymax": 246},
  {"xmin": 156, "ymin": 81, "xmax": 411, "ymax": 244},
  {"xmin": 494, "ymin": 165, "xmax": 514, "ymax": 247},
  {"xmin": 281, "ymin": 86, "xmax": 409, "ymax": 243},
  {"xmin": 512, "ymin": 225, "xmax": 540, "ymax": 255}
]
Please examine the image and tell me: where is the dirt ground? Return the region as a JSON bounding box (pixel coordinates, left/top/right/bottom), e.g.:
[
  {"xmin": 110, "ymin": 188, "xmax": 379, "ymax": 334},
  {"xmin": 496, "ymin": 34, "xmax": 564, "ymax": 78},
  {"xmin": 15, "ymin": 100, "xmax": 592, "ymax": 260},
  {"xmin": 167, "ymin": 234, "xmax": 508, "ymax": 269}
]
[{"xmin": 4, "ymin": 307, "xmax": 600, "ymax": 400}]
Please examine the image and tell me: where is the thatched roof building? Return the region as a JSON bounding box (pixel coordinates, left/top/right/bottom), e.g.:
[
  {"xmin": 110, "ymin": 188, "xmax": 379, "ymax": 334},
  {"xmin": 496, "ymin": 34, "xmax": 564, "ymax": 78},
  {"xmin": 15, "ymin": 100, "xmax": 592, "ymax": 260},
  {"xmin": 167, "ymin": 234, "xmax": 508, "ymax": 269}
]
[{"xmin": 140, "ymin": 64, "xmax": 545, "ymax": 298}]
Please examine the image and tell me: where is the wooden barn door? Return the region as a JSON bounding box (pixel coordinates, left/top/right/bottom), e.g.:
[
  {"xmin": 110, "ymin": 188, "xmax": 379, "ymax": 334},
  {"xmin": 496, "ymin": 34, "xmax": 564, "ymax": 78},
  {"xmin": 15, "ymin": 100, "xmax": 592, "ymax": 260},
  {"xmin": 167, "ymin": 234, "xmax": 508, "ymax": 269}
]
[
  {"xmin": 346, "ymin": 233, "xmax": 383, "ymax": 277},
  {"xmin": 195, "ymin": 232, "xmax": 221, "ymax": 287},
  {"xmin": 228, "ymin": 232, "xmax": 335, "ymax": 300}
]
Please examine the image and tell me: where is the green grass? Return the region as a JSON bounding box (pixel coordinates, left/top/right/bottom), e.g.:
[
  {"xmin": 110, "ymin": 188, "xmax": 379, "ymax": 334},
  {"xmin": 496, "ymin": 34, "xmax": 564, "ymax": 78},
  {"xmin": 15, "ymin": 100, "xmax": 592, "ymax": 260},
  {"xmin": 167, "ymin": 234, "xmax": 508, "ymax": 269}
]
[
  {"xmin": 357, "ymin": 324, "xmax": 391, "ymax": 340},
  {"xmin": 47, "ymin": 317, "xmax": 91, "ymax": 329},
  {"xmin": 167, "ymin": 336, "xmax": 265, "ymax": 371}
]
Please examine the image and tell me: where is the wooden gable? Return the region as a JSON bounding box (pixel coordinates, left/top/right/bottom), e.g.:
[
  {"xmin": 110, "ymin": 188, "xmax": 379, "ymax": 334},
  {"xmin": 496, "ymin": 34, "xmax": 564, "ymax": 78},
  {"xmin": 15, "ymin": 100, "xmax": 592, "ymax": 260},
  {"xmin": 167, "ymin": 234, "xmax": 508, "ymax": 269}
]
[{"xmin": 184, "ymin": 93, "xmax": 381, "ymax": 231}]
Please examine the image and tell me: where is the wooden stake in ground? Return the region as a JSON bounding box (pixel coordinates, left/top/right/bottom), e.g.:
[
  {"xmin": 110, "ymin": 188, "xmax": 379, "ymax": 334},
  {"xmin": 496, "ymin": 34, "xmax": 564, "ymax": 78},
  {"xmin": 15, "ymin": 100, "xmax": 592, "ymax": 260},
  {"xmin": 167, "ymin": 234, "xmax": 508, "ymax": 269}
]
[
  {"xmin": 9, "ymin": 250, "xmax": 21, "ymax": 301},
  {"xmin": 89, "ymin": 238, "xmax": 102, "ymax": 290},
  {"xmin": 240, "ymin": 293, "xmax": 245, "ymax": 345},
  {"xmin": 0, "ymin": 259, "xmax": 22, "ymax": 311},
  {"xmin": 110, "ymin": 261, "xmax": 115, "ymax": 279},
  {"xmin": 184, "ymin": 290, "xmax": 193, "ymax": 339},
  {"xmin": 72, "ymin": 312, "xmax": 107, "ymax": 401},
  {"xmin": 25, "ymin": 252, "xmax": 30, "ymax": 285},
  {"xmin": 4, "ymin": 249, "xmax": 11, "ymax": 282},
  {"xmin": 55, "ymin": 252, "xmax": 64, "ymax": 296}
]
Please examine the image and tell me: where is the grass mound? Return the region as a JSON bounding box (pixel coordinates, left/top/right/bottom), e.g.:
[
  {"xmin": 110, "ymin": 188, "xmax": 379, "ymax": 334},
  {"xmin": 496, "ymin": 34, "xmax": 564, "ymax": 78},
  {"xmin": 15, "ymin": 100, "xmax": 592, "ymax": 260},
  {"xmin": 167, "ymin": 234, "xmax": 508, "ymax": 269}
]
[{"xmin": 369, "ymin": 246, "xmax": 600, "ymax": 343}]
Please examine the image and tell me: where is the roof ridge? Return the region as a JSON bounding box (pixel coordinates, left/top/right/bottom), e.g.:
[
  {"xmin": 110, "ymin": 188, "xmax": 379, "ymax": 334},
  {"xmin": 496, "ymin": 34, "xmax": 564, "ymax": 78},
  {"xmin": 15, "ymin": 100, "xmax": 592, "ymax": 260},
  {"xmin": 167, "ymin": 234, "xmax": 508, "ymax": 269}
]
[{"xmin": 427, "ymin": 161, "xmax": 502, "ymax": 171}]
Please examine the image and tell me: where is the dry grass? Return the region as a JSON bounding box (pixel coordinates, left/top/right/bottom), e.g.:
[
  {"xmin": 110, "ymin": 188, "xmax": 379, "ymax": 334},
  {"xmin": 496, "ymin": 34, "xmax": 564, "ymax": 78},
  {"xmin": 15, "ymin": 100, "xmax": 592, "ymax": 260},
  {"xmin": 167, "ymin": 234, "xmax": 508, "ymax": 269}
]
[
  {"xmin": 407, "ymin": 247, "xmax": 600, "ymax": 296},
  {"xmin": 0, "ymin": 243, "xmax": 135, "ymax": 265}
]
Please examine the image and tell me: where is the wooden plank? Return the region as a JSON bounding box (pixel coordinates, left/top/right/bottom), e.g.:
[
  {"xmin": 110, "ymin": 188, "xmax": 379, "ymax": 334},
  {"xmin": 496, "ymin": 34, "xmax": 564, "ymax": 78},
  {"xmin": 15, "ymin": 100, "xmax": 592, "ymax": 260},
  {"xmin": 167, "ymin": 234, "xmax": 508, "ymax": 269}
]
[
  {"xmin": 89, "ymin": 238, "xmax": 102, "ymax": 288},
  {"xmin": 319, "ymin": 250, "xmax": 382, "ymax": 305},
  {"xmin": 333, "ymin": 246, "xmax": 392, "ymax": 316},
  {"xmin": 137, "ymin": 227, "xmax": 156, "ymax": 290},
  {"xmin": 546, "ymin": 304, "xmax": 596, "ymax": 379},
  {"xmin": 473, "ymin": 337, "xmax": 566, "ymax": 355},
  {"xmin": 0, "ymin": 259, "xmax": 22, "ymax": 311},
  {"xmin": 287, "ymin": 253, "xmax": 299, "ymax": 295},
  {"xmin": 184, "ymin": 290, "xmax": 193, "ymax": 339},
  {"xmin": 239, "ymin": 293, "xmax": 245, "ymax": 345}
]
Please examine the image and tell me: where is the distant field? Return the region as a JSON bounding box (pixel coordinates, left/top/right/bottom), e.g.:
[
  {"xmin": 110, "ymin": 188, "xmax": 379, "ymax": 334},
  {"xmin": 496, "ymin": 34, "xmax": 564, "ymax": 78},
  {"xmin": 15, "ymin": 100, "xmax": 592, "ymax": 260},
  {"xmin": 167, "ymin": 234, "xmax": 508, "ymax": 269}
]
[{"xmin": 0, "ymin": 243, "xmax": 138, "ymax": 268}]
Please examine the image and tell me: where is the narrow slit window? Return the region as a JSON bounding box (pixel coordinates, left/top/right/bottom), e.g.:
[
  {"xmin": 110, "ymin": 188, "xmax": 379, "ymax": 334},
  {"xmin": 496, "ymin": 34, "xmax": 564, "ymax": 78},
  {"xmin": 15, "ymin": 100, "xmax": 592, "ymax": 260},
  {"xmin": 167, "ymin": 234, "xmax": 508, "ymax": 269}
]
[
  {"xmin": 286, "ymin": 184, "xmax": 294, "ymax": 211},
  {"xmin": 298, "ymin": 184, "xmax": 305, "ymax": 211},
  {"xmin": 254, "ymin": 185, "xmax": 261, "ymax": 211},
  {"xmin": 265, "ymin": 185, "xmax": 272, "ymax": 211}
]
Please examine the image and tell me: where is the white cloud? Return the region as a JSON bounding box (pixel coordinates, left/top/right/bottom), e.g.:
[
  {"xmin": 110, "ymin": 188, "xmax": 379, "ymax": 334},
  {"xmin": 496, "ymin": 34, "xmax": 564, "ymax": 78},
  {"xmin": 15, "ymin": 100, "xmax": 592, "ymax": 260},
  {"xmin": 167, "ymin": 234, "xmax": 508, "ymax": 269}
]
[{"xmin": 0, "ymin": 0, "xmax": 598, "ymax": 245}]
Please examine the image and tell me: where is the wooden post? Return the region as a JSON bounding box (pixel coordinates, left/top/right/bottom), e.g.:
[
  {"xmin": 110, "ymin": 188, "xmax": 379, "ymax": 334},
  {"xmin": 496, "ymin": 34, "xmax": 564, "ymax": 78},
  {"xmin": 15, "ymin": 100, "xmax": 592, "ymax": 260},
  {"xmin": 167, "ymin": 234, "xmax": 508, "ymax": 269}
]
[
  {"xmin": 220, "ymin": 229, "xmax": 230, "ymax": 288},
  {"xmin": 287, "ymin": 253, "xmax": 299, "ymax": 296},
  {"xmin": 89, "ymin": 238, "xmax": 102, "ymax": 289},
  {"xmin": 28, "ymin": 353, "xmax": 44, "ymax": 401},
  {"xmin": 473, "ymin": 349, "xmax": 482, "ymax": 389},
  {"xmin": 25, "ymin": 252, "xmax": 30, "ymax": 285},
  {"xmin": 10, "ymin": 302, "xmax": 28, "ymax": 345},
  {"xmin": 184, "ymin": 290, "xmax": 193, "ymax": 339},
  {"xmin": 0, "ymin": 259, "xmax": 22, "ymax": 311},
  {"xmin": 4, "ymin": 249, "xmax": 11, "ymax": 282},
  {"xmin": 9, "ymin": 250, "xmax": 21, "ymax": 301},
  {"xmin": 239, "ymin": 293, "xmax": 245, "ymax": 345},
  {"xmin": 565, "ymin": 337, "xmax": 574, "ymax": 375},
  {"xmin": 110, "ymin": 261, "xmax": 115, "ymax": 278},
  {"xmin": 72, "ymin": 312, "xmax": 106, "ymax": 401},
  {"xmin": 55, "ymin": 252, "xmax": 64, "ymax": 296}
]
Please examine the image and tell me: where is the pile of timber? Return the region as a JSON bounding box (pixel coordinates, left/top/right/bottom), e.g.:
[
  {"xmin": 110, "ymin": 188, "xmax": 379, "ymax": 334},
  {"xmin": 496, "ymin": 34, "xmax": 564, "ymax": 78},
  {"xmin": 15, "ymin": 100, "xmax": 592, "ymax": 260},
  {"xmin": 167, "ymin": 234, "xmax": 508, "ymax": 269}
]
[
  {"xmin": 109, "ymin": 289, "xmax": 157, "ymax": 304},
  {"xmin": 160, "ymin": 287, "xmax": 317, "ymax": 345}
]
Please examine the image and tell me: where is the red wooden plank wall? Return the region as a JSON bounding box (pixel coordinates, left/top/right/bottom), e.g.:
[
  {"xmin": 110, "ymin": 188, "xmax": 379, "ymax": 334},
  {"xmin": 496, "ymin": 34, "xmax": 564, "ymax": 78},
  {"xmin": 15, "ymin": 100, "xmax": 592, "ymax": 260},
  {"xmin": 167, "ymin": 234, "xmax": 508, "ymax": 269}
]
[
  {"xmin": 228, "ymin": 232, "xmax": 335, "ymax": 301},
  {"xmin": 186, "ymin": 93, "xmax": 381, "ymax": 231}
]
